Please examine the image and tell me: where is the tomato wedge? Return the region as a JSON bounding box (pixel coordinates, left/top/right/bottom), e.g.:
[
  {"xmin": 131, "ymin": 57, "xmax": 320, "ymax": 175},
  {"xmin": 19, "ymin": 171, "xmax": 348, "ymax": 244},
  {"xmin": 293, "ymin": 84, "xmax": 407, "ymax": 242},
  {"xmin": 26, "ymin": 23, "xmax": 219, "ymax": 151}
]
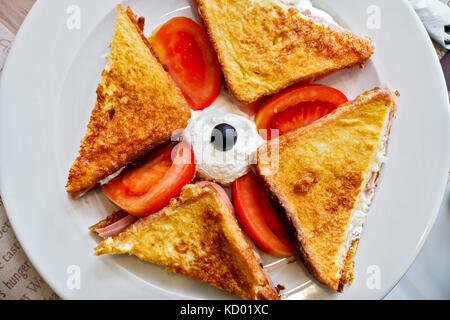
[
  {"xmin": 232, "ymin": 171, "xmax": 295, "ymax": 257},
  {"xmin": 255, "ymin": 84, "xmax": 348, "ymax": 139},
  {"xmin": 103, "ymin": 142, "xmax": 196, "ymax": 217},
  {"xmin": 150, "ymin": 17, "xmax": 221, "ymax": 110}
]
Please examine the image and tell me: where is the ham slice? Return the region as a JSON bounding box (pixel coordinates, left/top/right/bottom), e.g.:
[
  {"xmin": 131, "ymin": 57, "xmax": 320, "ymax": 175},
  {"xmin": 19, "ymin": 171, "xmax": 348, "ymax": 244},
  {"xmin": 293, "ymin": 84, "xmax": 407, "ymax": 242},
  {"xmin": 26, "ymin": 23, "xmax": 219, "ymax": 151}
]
[
  {"xmin": 196, "ymin": 181, "xmax": 234, "ymax": 213},
  {"xmin": 365, "ymin": 172, "xmax": 379, "ymax": 197},
  {"xmin": 95, "ymin": 214, "xmax": 138, "ymax": 239}
]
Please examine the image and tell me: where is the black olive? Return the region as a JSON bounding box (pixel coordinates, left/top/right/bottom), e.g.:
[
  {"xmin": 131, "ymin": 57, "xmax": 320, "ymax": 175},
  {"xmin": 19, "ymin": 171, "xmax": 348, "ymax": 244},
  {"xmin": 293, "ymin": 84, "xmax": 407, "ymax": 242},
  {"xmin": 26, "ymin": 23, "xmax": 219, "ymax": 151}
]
[{"xmin": 211, "ymin": 123, "xmax": 237, "ymax": 151}]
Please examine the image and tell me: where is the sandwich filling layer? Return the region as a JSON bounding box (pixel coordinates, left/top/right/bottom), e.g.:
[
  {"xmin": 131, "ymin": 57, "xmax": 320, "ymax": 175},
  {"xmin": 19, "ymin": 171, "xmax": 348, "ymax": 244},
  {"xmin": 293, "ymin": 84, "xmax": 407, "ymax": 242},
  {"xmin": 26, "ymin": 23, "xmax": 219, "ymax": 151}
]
[
  {"xmin": 274, "ymin": 0, "xmax": 338, "ymax": 26},
  {"xmin": 335, "ymin": 102, "xmax": 395, "ymax": 278}
]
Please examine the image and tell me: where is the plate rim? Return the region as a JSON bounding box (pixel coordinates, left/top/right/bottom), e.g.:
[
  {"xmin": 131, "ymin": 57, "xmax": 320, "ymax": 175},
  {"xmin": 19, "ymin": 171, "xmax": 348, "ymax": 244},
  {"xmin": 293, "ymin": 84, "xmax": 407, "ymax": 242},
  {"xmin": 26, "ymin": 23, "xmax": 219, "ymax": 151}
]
[{"xmin": 1, "ymin": 0, "xmax": 449, "ymax": 300}]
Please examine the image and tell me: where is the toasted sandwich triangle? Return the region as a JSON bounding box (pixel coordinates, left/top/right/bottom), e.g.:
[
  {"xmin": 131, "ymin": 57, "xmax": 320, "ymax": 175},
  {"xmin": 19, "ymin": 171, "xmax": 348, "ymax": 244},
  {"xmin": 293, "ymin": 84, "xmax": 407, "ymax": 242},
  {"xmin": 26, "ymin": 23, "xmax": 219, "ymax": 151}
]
[
  {"xmin": 257, "ymin": 87, "xmax": 398, "ymax": 291},
  {"xmin": 195, "ymin": 0, "xmax": 375, "ymax": 103},
  {"xmin": 94, "ymin": 184, "xmax": 279, "ymax": 300},
  {"xmin": 66, "ymin": 5, "xmax": 190, "ymax": 198}
]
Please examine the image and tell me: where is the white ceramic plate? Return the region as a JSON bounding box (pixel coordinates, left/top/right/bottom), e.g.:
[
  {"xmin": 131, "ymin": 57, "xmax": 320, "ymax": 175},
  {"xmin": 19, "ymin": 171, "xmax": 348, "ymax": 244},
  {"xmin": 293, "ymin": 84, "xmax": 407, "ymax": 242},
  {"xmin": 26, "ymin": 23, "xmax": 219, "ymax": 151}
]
[{"xmin": 0, "ymin": 0, "xmax": 449, "ymax": 300}]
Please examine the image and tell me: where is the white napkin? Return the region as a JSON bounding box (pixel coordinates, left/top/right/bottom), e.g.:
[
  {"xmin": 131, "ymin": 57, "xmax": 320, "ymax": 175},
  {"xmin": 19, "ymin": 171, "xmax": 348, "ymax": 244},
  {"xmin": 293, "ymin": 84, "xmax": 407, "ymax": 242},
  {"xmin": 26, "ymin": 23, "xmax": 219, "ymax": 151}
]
[{"xmin": 410, "ymin": 0, "xmax": 450, "ymax": 50}]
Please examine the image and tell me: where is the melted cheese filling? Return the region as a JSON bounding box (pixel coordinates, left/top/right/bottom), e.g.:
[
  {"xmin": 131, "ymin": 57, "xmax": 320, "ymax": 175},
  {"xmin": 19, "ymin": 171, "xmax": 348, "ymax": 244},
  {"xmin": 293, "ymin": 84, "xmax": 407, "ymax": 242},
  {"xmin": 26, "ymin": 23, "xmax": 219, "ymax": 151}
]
[
  {"xmin": 334, "ymin": 111, "xmax": 391, "ymax": 278},
  {"xmin": 258, "ymin": 0, "xmax": 339, "ymax": 27}
]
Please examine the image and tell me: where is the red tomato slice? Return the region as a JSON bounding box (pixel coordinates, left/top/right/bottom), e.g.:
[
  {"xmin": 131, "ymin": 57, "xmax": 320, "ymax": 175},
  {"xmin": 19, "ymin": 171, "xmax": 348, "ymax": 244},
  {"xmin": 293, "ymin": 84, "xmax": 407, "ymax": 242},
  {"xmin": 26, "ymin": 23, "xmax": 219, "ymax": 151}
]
[
  {"xmin": 150, "ymin": 17, "xmax": 221, "ymax": 110},
  {"xmin": 121, "ymin": 144, "xmax": 173, "ymax": 195},
  {"xmin": 232, "ymin": 171, "xmax": 295, "ymax": 257},
  {"xmin": 103, "ymin": 142, "xmax": 196, "ymax": 217},
  {"xmin": 255, "ymin": 84, "xmax": 348, "ymax": 139}
]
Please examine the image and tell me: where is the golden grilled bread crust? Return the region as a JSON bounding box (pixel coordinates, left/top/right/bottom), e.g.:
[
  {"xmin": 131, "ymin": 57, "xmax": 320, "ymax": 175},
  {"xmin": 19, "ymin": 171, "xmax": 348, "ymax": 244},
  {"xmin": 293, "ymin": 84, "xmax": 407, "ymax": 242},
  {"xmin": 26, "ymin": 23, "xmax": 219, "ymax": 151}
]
[
  {"xmin": 257, "ymin": 87, "xmax": 398, "ymax": 291},
  {"xmin": 94, "ymin": 184, "xmax": 279, "ymax": 300},
  {"xmin": 66, "ymin": 5, "xmax": 191, "ymax": 198},
  {"xmin": 195, "ymin": 0, "xmax": 374, "ymax": 103},
  {"xmin": 338, "ymin": 239, "xmax": 358, "ymax": 292}
]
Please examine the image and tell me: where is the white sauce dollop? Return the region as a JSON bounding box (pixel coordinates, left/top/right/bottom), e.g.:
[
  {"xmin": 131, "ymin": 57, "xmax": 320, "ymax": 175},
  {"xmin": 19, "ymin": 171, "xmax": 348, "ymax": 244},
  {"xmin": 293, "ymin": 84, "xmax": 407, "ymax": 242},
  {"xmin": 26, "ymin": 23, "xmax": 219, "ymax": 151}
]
[{"xmin": 182, "ymin": 90, "xmax": 263, "ymax": 186}]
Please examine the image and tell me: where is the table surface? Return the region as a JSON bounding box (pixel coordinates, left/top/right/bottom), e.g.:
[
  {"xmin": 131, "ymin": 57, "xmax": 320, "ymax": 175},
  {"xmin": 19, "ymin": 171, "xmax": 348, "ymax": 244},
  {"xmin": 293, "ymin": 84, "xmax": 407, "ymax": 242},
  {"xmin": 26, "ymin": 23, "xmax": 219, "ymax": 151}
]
[{"xmin": 0, "ymin": 0, "xmax": 449, "ymax": 300}]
